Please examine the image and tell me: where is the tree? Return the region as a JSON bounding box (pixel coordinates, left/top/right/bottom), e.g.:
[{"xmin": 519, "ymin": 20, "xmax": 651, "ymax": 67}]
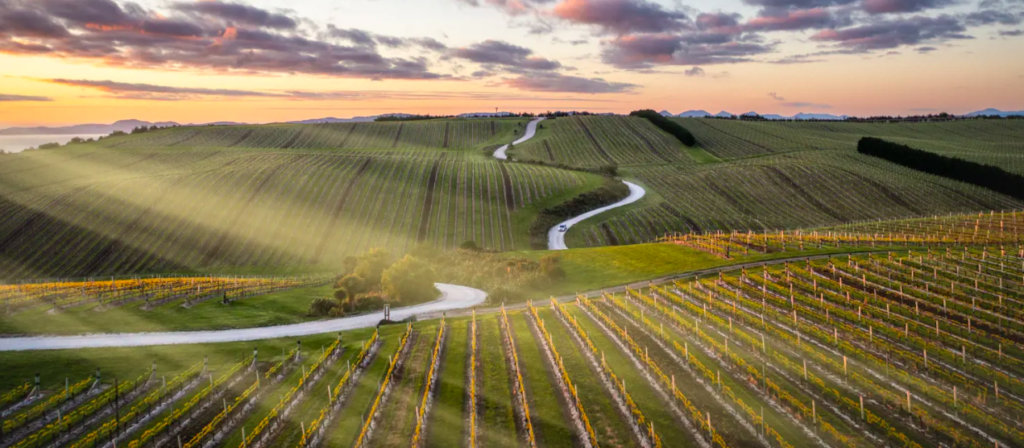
[
  {"xmin": 354, "ymin": 248, "xmax": 391, "ymax": 287},
  {"xmin": 382, "ymin": 255, "xmax": 438, "ymax": 304},
  {"xmin": 335, "ymin": 274, "xmax": 365, "ymax": 310}
]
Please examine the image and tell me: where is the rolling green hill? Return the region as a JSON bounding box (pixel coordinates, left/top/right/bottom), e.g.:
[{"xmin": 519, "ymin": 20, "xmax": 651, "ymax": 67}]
[
  {"xmin": 1, "ymin": 116, "xmax": 1022, "ymax": 279},
  {"xmin": 96, "ymin": 118, "xmax": 528, "ymax": 151},
  {"xmin": 0, "ymin": 136, "xmax": 602, "ymax": 279},
  {"xmin": 561, "ymin": 118, "xmax": 1024, "ymax": 247}
]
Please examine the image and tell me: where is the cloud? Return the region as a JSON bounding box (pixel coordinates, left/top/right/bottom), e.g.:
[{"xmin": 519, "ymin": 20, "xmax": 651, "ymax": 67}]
[
  {"xmin": 0, "ymin": 93, "xmax": 53, "ymax": 102},
  {"xmin": 0, "ymin": 0, "xmax": 450, "ymax": 81},
  {"xmin": 696, "ymin": 13, "xmax": 742, "ymax": 30},
  {"xmin": 861, "ymin": 0, "xmax": 958, "ymax": 14},
  {"xmin": 742, "ymin": 7, "xmax": 851, "ymax": 31},
  {"xmin": 325, "ymin": 26, "xmax": 448, "ymax": 51},
  {"xmin": 685, "ymin": 66, "xmax": 705, "ymax": 76},
  {"xmin": 1000, "ymin": 29, "xmax": 1024, "ymax": 36},
  {"xmin": 768, "ymin": 91, "xmax": 786, "ymax": 101},
  {"xmin": 601, "ymin": 33, "xmax": 773, "ymax": 68},
  {"xmin": 551, "ymin": 0, "xmax": 690, "ymax": 34},
  {"xmin": 916, "ymin": 45, "xmax": 937, "ymax": 52},
  {"xmin": 458, "ymin": 0, "xmax": 552, "ymax": 16},
  {"xmin": 450, "ymin": 40, "xmax": 561, "ymax": 70},
  {"xmin": 46, "ymin": 78, "xmax": 283, "ymax": 100},
  {"xmin": 742, "ymin": 0, "xmax": 859, "ymax": 7},
  {"xmin": 782, "ymin": 101, "xmax": 831, "ymax": 108},
  {"xmin": 173, "ymin": 1, "xmax": 297, "ymax": 29},
  {"xmin": 499, "ymin": 72, "xmax": 637, "ymax": 93},
  {"xmin": 965, "ymin": 10, "xmax": 1022, "ymax": 26},
  {"xmin": 811, "ymin": 15, "xmax": 970, "ymax": 51},
  {"xmin": 712, "ymin": 71, "xmax": 731, "ymax": 78}
]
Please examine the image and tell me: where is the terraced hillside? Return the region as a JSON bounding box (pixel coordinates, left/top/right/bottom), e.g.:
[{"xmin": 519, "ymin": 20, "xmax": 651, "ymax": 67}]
[
  {"xmin": 0, "ymin": 145, "xmax": 596, "ymax": 279},
  {"xmin": 7, "ymin": 242, "xmax": 1024, "ymax": 448},
  {"xmin": 95, "ymin": 119, "xmax": 527, "ymax": 151}
]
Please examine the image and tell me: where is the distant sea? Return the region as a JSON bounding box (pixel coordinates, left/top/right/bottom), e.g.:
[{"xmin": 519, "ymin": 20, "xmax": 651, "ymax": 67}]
[{"xmin": 0, "ymin": 134, "xmax": 106, "ymax": 153}]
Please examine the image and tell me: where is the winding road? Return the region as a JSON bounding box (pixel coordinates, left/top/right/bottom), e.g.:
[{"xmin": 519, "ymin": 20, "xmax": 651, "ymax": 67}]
[
  {"xmin": 493, "ymin": 117, "xmax": 544, "ymax": 160},
  {"xmin": 0, "ymin": 283, "xmax": 486, "ymax": 352},
  {"xmin": 548, "ymin": 180, "xmax": 646, "ymax": 250},
  {"xmin": 491, "ymin": 116, "xmax": 647, "ymax": 250},
  {"xmin": 2, "ymin": 116, "xmax": 648, "ymax": 351}
]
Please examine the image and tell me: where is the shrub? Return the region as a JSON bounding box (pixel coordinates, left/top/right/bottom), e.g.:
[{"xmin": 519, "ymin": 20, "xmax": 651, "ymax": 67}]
[
  {"xmin": 354, "ymin": 248, "xmax": 391, "ymax": 287},
  {"xmin": 459, "ymin": 240, "xmax": 480, "ymax": 251},
  {"xmin": 308, "ymin": 297, "xmax": 339, "ymax": 317},
  {"xmin": 382, "ymin": 255, "xmax": 439, "ymax": 305},
  {"xmin": 629, "ymin": 109, "xmax": 696, "ymax": 147}
]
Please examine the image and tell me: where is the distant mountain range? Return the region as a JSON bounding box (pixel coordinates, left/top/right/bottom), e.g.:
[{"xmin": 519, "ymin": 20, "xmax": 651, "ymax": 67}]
[
  {"xmin": 670, "ymin": 110, "xmax": 850, "ymax": 120},
  {"xmin": 0, "ymin": 119, "xmax": 179, "ymax": 136},
  {"xmin": 0, "ymin": 114, "xmax": 415, "ymax": 135},
  {"xmin": 963, "ymin": 108, "xmax": 1024, "ymax": 117}
]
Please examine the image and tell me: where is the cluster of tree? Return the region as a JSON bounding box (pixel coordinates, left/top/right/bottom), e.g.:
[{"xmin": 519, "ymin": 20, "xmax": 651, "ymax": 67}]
[
  {"xmin": 629, "ymin": 109, "xmax": 697, "ymax": 147},
  {"xmin": 308, "ymin": 248, "xmax": 438, "ymax": 318},
  {"xmin": 22, "ymin": 142, "xmax": 63, "ymax": 151},
  {"xmin": 857, "ymin": 137, "xmax": 1024, "ymax": 201},
  {"xmin": 527, "ymin": 178, "xmax": 630, "ymax": 249},
  {"xmin": 130, "ymin": 125, "xmax": 173, "ymax": 134},
  {"xmin": 540, "ymin": 111, "xmax": 609, "ymax": 118},
  {"xmin": 375, "ymin": 114, "xmax": 455, "ymax": 122}
]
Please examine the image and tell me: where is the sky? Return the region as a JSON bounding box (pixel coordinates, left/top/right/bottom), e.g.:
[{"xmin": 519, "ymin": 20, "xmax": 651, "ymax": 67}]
[{"xmin": 0, "ymin": 0, "xmax": 1022, "ymax": 127}]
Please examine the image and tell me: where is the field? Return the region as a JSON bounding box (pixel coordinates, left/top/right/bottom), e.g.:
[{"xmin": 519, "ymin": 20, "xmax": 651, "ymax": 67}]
[
  {"xmin": 6, "ymin": 239, "xmax": 1024, "ymax": 448},
  {"xmin": 94, "ymin": 120, "xmax": 528, "ymax": 151},
  {"xmin": 1, "ymin": 117, "xmax": 1022, "ymax": 281},
  {"xmin": 560, "ymin": 118, "xmax": 1024, "ymax": 247},
  {"xmin": 511, "ymin": 115, "xmax": 696, "ymax": 167},
  {"xmin": 0, "ymin": 145, "xmax": 598, "ymax": 279}
]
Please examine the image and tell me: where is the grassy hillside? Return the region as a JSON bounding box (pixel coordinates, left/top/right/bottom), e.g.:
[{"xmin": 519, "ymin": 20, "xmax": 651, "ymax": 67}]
[
  {"xmin": 0, "ymin": 143, "xmax": 603, "ymax": 279},
  {"xmin": 676, "ymin": 118, "xmax": 1024, "ymax": 169},
  {"xmin": 510, "ymin": 115, "xmax": 694, "ymax": 167},
  {"xmin": 560, "ymin": 118, "xmax": 1024, "ymax": 247},
  {"xmin": 2, "ymin": 115, "xmax": 1022, "ymax": 278},
  {"xmin": 94, "ymin": 118, "xmax": 528, "ymax": 151}
]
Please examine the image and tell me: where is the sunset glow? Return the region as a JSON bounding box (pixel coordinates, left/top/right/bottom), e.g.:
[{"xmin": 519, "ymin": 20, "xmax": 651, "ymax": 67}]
[{"xmin": 0, "ymin": 0, "xmax": 1022, "ymax": 127}]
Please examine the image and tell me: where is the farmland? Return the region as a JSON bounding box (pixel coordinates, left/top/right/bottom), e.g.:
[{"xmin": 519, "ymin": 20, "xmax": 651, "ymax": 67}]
[
  {"xmin": 0, "ymin": 145, "xmax": 597, "ymax": 279},
  {"xmin": 558, "ymin": 118, "xmax": 1024, "ymax": 247},
  {"xmin": 94, "ymin": 120, "xmax": 528, "ymax": 151},
  {"xmin": 674, "ymin": 118, "xmax": 1024, "ymax": 167},
  {"xmin": 511, "ymin": 116, "xmax": 695, "ymax": 167},
  {"xmin": 6, "ymin": 237, "xmax": 1024, "ymax": 448}
]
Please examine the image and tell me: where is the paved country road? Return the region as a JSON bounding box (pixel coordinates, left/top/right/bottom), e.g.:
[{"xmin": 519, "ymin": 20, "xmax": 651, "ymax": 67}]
[
  {"xmin": 547, "ymin": 180, "xmax": 646, "ymax": 250},
  {"xmin": 0, "ymin": 283, "xmax": 486, "ymax": 351},
  {"xmin": 488, "ymin": 115, "xmax": 648, "ymax": 250},
  {"xmin": 493, "ymin": 117, "xmax": 544, "ymax": 160}
]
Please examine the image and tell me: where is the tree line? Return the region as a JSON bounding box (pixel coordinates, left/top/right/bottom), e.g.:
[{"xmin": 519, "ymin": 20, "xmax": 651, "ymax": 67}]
[
  {"xmin": 857, "ymin": 137, "xmax": 1024, "ymax": 201},
  {"xmin": 629, "ymin": 109, "xmax": 697, "ymax": 147}
]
